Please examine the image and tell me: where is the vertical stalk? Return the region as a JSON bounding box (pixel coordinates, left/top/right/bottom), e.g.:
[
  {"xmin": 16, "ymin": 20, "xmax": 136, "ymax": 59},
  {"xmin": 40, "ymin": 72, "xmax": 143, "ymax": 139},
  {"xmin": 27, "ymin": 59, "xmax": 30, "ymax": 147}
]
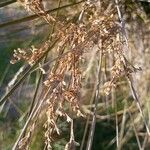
[{"xmin": 86, "ymin": 49, "xmax": 103, "ymax": 150}]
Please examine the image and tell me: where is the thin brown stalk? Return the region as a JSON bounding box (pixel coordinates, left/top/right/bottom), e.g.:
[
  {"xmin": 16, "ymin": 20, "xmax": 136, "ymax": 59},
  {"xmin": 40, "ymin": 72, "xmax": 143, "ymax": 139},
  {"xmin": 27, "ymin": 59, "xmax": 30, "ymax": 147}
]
[
  {"xmin": 114, "ymin": 88, "xmax": 119, "ymax": 149},
  {"xmin": 127, "ymin": 76, "xmax": 150, "ymax": 136},
  {"xmin": 128, "ymin": 108, "xmax": 142, "ymax": 150},
  {"xmin": 80, "ymin": 80, "xmax": 98, "ymax": 150},
  {"xmin": 86, "ymin": 49, "xmax": 103, "ymax": 150},
  {"xmin": 115, "ymin": 0, "xmax": 150, "ymax": 137},
  {"xmin": 118, "ymin": 102, "xmax": 127, "ymax": 150},
  {"xmin": 142, "ymin": 134, "xmax": 148, "ymax": 150}
]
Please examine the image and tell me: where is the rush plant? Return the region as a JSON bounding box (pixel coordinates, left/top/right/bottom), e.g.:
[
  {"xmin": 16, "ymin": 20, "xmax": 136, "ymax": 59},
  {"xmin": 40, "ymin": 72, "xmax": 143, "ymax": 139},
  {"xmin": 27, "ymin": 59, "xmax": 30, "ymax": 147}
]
[{"xmin": 0, "ymin": 0, "xmax": 150, "ymax": 150}]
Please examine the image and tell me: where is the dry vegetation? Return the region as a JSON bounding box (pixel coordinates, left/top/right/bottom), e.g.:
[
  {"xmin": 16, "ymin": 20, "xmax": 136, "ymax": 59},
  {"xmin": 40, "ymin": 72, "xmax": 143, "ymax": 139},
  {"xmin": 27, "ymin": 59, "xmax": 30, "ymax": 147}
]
[{"xmin": 0, "ymin": 0, "xmax": 150, "ymax": 150}]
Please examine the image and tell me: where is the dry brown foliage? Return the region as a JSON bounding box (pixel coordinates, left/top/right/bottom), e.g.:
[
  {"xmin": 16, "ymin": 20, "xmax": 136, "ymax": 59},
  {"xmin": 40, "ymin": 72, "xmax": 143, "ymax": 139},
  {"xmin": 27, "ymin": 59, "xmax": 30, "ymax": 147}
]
[{"xmin": 4, "ymin": 0, "xmax": 149, "ymax": 149}]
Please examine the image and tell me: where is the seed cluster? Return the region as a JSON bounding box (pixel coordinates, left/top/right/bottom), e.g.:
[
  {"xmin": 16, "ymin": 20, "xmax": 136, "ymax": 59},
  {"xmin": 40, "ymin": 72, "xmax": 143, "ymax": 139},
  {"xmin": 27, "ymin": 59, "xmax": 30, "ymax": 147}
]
[
  {"xmin": 10, "ymin": 1, "xmax": 140, "ymax": 149},
  {"xmin": 11, "ymin": 42, "xmax": 49, "ymax": 66}
]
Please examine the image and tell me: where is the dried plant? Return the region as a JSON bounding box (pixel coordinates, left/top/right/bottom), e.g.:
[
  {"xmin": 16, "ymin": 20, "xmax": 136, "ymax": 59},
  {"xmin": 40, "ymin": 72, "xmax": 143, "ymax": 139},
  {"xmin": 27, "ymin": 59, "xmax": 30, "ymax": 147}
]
[{"xmin": 0, "ymin": 0, "xmax": 150, "ymax": 150}]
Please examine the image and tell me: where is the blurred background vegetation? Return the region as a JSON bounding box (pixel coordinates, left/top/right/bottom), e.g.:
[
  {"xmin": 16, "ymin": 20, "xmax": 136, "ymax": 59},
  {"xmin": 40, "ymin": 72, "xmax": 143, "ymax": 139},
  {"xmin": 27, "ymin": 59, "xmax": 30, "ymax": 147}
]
[{"xmin": 0, "ymin": 0, "xmax": 150, "ymax": 150}]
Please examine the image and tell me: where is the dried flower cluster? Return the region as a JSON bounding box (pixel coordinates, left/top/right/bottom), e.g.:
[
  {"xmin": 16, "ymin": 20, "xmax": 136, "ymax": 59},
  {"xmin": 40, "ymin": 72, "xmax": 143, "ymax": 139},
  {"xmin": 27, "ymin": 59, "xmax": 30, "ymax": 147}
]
[
  {"xmin": 10, "ymin": 0, "xmax": 140, "ymax": 149},
  {"xmin": 10, "ymin": 42, "xmax": 50, "ymax": 66},
  {"xmin": 18, "ymin": 0, "xmax": 55, "ymax": 23}
]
